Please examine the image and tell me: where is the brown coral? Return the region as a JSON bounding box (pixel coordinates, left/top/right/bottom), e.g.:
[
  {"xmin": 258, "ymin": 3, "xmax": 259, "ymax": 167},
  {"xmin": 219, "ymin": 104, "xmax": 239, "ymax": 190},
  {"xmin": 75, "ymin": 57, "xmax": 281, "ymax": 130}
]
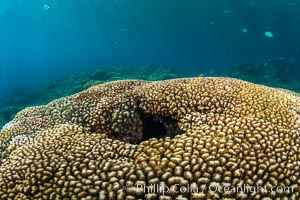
[{"xmin": 0, "ymin": 77, "xmax": 299, "ymax": 199}]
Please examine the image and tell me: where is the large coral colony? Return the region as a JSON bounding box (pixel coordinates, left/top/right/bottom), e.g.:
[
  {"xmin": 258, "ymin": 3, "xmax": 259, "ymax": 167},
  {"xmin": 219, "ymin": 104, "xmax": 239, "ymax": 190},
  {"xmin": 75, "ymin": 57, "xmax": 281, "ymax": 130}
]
[{"xmin": 0, "ymin": 77, "xmax": 299, "ymax": 199}]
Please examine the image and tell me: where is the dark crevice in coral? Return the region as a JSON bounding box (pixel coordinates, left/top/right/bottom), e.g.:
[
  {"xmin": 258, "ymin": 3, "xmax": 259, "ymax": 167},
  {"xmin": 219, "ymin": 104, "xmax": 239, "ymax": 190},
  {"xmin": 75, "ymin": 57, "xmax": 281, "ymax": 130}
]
[
  {"xmin": 108, "ymin": 98, "xmax": 184, "ymax": 144},
  {"xmin": 137, "ymin": 108, "xmax": 184, "ymax": 144},
  {"xmin": 139, "ymin": 114, "xmax": 167, "ymax": 141}
]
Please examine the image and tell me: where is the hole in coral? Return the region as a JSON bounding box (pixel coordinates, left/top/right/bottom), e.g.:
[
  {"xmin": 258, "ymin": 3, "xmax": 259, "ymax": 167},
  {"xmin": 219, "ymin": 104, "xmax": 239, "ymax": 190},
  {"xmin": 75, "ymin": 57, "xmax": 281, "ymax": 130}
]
[
  {"xmin": 137, "ymin": 109, "xmax": 184, "ymax": 144},
  {"xmin": 107, "ymin": 98, "xmax": 184, "ymax": 144},
  {"xmin": 139, "ymin": 114, "xmax": 167, "ymax": 141}
]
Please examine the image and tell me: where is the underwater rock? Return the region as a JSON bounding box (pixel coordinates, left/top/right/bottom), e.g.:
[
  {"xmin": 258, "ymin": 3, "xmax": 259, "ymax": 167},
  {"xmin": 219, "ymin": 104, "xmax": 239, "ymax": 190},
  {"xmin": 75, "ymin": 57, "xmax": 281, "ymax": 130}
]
[
  {"xmin": 230, "ymin": 58, "xmax": 292, "ymax": 84},
  {"xmin": 267, "ymin": 58, "xmax": 292, "ymax": 84},
  {"xmin": 91, "ymin": 69, "xmax": 115, "ymax": 81},
  {"xmin": 0, "ymin": 106, "xmax": 23, "ymax": 128},
  {"xmin": 0, "ymin": 77, "xmax": 299, "ymax": 199}
]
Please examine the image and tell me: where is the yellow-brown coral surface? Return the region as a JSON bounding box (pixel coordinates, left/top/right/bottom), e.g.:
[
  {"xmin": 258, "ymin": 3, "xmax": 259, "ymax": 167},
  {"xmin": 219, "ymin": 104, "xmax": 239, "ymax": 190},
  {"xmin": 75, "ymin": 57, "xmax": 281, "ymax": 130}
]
[{"xmin": 0, "ymin": 78, "xmax": 299, "ymax": 199}]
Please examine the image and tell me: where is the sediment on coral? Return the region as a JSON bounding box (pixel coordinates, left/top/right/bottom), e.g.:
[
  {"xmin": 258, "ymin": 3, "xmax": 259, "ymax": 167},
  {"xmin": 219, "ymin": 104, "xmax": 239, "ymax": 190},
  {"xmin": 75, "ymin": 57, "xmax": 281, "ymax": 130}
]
[{"xmin": 0, "ymin": 77, "xmax": 299, "ymax": 199}]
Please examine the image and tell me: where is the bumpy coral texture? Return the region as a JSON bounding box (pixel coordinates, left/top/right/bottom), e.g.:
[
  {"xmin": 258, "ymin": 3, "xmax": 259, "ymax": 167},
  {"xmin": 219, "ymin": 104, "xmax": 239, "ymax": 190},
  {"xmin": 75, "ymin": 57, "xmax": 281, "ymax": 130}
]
[{"xmin": 0, "ymin": 78, "xmax": 299, "ymax": 199}]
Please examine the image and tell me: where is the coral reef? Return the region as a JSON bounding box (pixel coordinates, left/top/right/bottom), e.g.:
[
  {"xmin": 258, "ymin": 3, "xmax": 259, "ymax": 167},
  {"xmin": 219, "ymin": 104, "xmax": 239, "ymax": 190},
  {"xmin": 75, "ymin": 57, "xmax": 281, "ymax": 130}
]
[
  {"xmin": 0, "ymin": 77, "xmax": 299, "ymax": 199},
  {"xmin": 2, "ymin": 61, "xmax": 299, "ymax": 130},
  {"xmin": 229, "ymin": 58, "xmax": 294, "ymax": 84},
  {"xmin": 0, "ymin": 65, "xmax": 183, "ymax": 129}
]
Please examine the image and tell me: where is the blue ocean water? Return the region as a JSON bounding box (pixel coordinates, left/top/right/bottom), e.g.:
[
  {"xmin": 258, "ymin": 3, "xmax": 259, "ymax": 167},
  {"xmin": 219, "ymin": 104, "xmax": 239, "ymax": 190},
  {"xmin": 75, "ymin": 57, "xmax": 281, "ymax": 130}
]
[{"xmin": 0, "ymin": 0, "xmax": 300, "ymax": 100}]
